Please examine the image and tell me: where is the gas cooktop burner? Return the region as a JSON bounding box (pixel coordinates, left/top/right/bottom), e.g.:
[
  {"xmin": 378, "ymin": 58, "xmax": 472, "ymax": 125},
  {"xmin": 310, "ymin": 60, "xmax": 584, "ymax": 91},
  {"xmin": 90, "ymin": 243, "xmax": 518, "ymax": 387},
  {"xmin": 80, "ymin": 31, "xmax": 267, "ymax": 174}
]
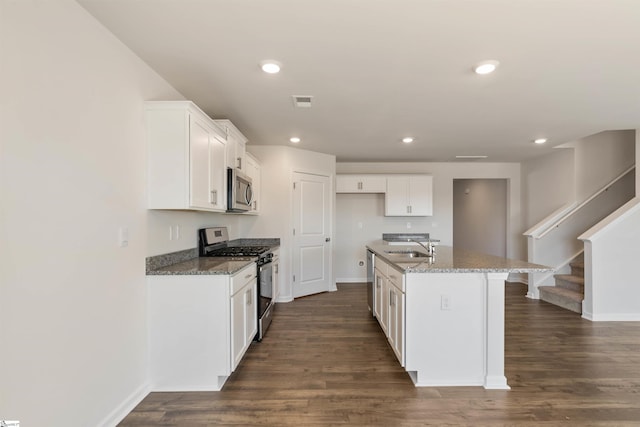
[{"xmin": 207, "ymin": 246, "xmax": 270, "ymax": 257}]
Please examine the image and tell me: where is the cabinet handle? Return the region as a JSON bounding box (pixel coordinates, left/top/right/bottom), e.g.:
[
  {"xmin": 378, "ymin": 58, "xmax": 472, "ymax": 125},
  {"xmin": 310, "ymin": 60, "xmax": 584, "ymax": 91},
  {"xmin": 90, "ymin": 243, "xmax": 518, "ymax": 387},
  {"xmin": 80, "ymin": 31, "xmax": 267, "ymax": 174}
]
[
  {"xmin": 376, "ymin": 277, "xmax": 381, "ymax": 288},
  {"xmin": 246, "ymin": 289, "xmax": 252, "ymax": 305},
  {"xmin": 245, "ymin": 273, "xmax": 253, "ymax": 279},
  {"xmin": 237, "ymin": 157, "xmax": 242, "ymax": 169},
  {"xmin": 275, "ymin": 264, "xmax": 278, "ymax": 274},
  {"xmin": 210, "ymin": 190, "xmax": 217, "ymax": 205},
  {"xmin": 389, "ymin": 290, "xmax": 394, "ymax": 306},
  {"xmin": 358, "ymin": 181, "xmax": 363, "ymax": 190}
]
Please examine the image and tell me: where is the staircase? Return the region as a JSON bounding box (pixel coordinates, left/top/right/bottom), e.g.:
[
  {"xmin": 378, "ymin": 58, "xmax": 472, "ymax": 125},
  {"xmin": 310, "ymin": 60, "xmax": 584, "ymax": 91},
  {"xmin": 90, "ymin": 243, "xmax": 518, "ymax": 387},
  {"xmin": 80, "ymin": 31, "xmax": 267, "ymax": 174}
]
[{"xmin": 539, "ymin": 258, "xmax": 584, "ymax": 313}]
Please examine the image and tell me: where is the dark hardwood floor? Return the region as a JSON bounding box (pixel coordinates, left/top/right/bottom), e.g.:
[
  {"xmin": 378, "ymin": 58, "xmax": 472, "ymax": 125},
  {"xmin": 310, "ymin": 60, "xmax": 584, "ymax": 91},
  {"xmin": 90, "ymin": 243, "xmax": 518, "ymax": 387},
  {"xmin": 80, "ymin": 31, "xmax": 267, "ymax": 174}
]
[{"xmin": 119, "ymin": 283, "xmax": 640, "ymax": 426}]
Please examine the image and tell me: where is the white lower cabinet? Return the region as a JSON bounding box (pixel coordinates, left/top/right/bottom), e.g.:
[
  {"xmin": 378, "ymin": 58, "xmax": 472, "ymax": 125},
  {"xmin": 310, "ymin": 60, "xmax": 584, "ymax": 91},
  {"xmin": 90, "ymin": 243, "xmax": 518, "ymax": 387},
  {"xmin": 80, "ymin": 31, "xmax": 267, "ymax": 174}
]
[
  {"xmin": 272, "ymin": 249, "xmax": 280, "ymax": 301},
  {"xmin": 148, "ymin": 263, "xmax": 257, "ymax": 391},
  {"xmin": 374, "ymin": 258, "xmax": 405, "ymax": 366},
  {"xmin": 230, "ymin": 266, "xmax": 258, "ymax": 371}
]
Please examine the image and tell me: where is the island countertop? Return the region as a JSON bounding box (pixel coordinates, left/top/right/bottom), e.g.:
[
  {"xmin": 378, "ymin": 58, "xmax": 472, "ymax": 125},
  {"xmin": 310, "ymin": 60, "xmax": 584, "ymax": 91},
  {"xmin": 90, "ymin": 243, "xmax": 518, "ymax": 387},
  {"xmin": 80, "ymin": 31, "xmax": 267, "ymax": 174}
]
[{"xmin": 367, "ymin": 240, "xmax": 552, "ymax": 273}]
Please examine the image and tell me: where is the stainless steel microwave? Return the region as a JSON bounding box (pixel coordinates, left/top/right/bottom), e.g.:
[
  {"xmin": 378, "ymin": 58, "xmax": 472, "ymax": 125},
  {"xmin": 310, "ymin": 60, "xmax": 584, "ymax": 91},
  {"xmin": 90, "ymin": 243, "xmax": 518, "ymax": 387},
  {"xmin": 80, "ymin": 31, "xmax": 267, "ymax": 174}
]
[{"xmin": 227, "ymin": 168, "xmax": 253, "ymax": 212}]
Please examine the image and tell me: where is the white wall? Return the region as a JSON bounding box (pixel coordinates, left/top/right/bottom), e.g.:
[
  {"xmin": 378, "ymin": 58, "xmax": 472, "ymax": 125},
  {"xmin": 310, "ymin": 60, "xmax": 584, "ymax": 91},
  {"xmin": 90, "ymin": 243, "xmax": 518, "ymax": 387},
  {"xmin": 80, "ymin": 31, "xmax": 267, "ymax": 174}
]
[
  {"xmin": 579, "ymin": 130, "xmax": 640, "ymax": 320},
  {"xmin": 0, "ymin": 2, "xmax": 250, "ymax": 425},
  {"xmin": 453, "ymin": 179, "xmax": 507, "ymax": 258},
  {"xmin": 335, "ymin": 162, "xmax": 522, "ymax": 281},
  {"xmin": 522, "ymin": 130, "xmax": 635, "ymax": 231},
  {"xmin": 571, "ymin": 130, "xmax": 636, "ymax": 201},
  {"xmin": 521, "ymin": 148, "xmax": 575, "ymax": 227},
  {"xmin": 245, "ymin": 146, "xmax": 336, "ymax": 301}
]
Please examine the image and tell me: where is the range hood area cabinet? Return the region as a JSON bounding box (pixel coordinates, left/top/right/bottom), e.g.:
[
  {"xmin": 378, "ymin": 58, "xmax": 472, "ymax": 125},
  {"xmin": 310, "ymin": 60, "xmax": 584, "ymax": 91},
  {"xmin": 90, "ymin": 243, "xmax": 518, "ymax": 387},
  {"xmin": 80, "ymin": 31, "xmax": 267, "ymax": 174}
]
[
  {"xmin": 215, "ymin": 119, "xmax": 247, "ymax": 172},
  {"xmin": 336, "ymin": 174, "xmax": 386, "ymax": 193},
  {"xmin": 336, "ymin": 174, "xmax": 433, "ymax": 217},
  {"xmin": 244, "ymin": 152, "xmax": 261, "ymax": 214},
  {"xmin": 146, "ymin": 101, "xmax": 227, "ymax": 212}
]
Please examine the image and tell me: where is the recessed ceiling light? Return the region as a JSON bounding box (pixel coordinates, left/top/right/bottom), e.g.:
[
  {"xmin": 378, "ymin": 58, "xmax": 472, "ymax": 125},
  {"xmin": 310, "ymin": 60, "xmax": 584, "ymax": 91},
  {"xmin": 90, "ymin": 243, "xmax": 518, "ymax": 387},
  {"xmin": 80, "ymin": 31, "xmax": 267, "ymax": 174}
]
[
  {"xmin": 474, "ymin": 60, "xmax": 499, "ymax": 75},
  {"xmin": 402, "ymin": 137, "xmax": 414, "ymax": 144},
  {"xmin": 534, "ymin": 138, "xmax": 547, "ymax": 144},
  {"xmin": 290, "ymin": 137, "xmax": 301, "ymax": 143},
  {"xmin": 455, "ymin": 155, "xmax": 488, "ymax": 159},
  {"xmin": 260, "ymin": 60, "xmax": 281, "ymax": 74}
]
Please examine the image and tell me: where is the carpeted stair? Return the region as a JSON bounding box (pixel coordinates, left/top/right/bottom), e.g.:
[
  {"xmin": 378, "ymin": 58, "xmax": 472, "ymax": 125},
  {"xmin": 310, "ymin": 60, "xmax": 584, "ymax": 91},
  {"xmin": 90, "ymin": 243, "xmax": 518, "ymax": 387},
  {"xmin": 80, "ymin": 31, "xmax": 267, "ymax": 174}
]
[{"xmin": 538, "ymin": 260, "xmax": 584, "ymax": 313}]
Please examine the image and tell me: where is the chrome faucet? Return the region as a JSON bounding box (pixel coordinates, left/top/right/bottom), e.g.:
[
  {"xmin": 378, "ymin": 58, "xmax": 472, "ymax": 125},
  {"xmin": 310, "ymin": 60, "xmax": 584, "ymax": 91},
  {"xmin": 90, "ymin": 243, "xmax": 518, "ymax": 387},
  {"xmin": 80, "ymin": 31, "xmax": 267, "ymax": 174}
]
[{"xmin": 408, "ymin": 238, "xmax": 435, "ymax": 256}]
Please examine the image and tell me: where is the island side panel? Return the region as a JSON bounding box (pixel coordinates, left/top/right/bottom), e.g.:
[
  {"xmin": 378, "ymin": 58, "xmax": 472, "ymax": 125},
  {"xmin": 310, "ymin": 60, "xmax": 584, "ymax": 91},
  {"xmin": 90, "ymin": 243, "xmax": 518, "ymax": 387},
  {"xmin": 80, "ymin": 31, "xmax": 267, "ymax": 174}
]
[
  {"xmin": 484, "ymin": 272, "xmax": 510, "ymax": 389},
  {"xmin": 405, "ymin": 272, "xmax": 486, "ymax": 387}
]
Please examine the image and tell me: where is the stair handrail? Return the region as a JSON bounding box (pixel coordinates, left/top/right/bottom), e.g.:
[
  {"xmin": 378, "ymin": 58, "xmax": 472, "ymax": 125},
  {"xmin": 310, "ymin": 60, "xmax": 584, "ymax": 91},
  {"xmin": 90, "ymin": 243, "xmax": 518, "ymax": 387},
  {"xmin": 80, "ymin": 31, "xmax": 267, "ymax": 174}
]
[{"xmin": 524, "ymin": 165, "xmax": 635, "ymax": 240}]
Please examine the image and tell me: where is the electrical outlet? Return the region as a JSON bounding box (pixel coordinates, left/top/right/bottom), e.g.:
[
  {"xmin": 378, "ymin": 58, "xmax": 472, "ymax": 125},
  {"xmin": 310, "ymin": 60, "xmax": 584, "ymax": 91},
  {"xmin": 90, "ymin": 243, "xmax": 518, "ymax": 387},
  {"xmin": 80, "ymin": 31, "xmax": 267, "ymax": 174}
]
[
  {"xmin": 118, "ymin": 227, "xmax": 129, "ymax": 248},
  {"xmin": 441, "ymin": 295, "xmax": 451, "ymax": 310},
  {"xmin": 406, "ymin": 222, "xmax": 412, "ymax": 229}
]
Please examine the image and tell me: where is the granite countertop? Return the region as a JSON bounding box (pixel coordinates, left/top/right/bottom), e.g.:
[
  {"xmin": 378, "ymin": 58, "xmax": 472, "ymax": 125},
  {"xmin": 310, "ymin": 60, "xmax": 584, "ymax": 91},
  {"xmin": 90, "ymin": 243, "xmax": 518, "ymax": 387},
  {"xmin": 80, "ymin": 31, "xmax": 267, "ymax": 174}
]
[
  {"xmin": 367, "ymin": 240, "xmax": 552, "ymax": 273},
  {"xmin": 146, "ymin": 238, "xmax": 280, "ymax": 276},
  {"xmin": 147, "ymin": 257, "xmax": 257, "ymax": 276}
]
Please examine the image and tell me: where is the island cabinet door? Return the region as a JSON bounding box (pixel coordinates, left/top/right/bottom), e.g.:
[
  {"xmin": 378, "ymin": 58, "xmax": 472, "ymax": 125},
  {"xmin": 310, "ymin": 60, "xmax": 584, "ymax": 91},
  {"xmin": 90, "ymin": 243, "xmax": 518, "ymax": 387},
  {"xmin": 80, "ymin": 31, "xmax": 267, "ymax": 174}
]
[
  {"xmin": 373, "ymin": 271, "xmax": 383, "ymax": 320},
  {"xmin": 375, "ymin": 273, "xmax": 389, "ymax": 335},
  {"xmin": 388, "ymin": 286, "xmax": 405, "ymax": 366}
]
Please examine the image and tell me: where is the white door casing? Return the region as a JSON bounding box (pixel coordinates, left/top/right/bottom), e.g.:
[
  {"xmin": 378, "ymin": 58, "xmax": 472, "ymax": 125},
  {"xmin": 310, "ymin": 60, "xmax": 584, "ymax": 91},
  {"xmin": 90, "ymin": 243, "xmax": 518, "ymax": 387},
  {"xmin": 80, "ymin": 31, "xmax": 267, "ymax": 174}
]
[{"xmin": 292, "ymin": 172, "xmax": 332, "ymax": 298}]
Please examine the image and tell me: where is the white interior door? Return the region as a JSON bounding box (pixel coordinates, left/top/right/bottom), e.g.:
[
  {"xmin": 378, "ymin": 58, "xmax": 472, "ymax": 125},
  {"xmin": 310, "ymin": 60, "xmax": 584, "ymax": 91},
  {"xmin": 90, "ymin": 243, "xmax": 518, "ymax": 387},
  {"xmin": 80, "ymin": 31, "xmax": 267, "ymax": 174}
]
[{"xmin": 292, "ymin": 172, "xmax": 332, "ymax": 298}]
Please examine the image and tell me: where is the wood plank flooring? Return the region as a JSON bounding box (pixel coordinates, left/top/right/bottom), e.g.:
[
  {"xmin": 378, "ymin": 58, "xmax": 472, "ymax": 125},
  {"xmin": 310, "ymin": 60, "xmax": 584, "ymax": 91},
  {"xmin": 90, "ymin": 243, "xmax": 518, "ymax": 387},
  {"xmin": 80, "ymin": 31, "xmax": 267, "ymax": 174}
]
[{"xmin": 119, "ymin": 283, "xmax": 640, "ymax": 426}]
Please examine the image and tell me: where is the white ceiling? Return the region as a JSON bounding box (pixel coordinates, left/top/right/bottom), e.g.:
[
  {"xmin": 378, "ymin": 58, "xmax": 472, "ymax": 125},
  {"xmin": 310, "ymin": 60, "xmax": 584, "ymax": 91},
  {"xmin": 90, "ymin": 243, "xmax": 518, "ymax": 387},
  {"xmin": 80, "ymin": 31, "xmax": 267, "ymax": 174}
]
[{"xmin": 78, "ymin": 0, "xmax": 640, "ymax": 162}]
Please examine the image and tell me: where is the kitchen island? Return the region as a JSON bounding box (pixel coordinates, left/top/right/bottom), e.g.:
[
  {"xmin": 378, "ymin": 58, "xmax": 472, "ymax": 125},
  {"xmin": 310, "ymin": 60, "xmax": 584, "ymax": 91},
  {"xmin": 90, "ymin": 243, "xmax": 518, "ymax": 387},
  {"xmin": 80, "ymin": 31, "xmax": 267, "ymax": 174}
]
[{"xmin": 366, "ymin": 241, "xmax": 551, "ymax": 389}]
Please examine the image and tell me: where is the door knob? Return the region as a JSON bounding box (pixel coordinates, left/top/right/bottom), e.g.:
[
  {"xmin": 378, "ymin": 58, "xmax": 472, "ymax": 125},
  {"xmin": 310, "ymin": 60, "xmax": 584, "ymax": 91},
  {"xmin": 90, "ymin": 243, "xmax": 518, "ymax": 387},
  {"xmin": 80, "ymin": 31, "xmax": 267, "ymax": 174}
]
[{"xmin": 325, "ymin": 237, "xmax": 331, "ymax": 242}]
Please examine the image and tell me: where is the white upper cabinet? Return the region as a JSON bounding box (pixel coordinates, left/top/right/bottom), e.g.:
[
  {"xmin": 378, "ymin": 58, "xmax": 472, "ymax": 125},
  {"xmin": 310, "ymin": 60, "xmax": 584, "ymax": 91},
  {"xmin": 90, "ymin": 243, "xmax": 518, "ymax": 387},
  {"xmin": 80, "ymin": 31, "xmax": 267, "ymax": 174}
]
[
  {"xmin": 216, "ymin": 119, "xmax": 247, "ymax": 172},
  {"xmin": 244, "ymin": 152, "xmax": 261, "ymax": 215},
  {"xmin": 146, "ymin": 101, "xmax": 227, "ymax": 212},
  {"xmin": 385, "ymin": 175, "xmax": 433, "ymax": 216},
  {"xmin": 336, "ymin": 175, "xmax": 386, "ymax": 193}
]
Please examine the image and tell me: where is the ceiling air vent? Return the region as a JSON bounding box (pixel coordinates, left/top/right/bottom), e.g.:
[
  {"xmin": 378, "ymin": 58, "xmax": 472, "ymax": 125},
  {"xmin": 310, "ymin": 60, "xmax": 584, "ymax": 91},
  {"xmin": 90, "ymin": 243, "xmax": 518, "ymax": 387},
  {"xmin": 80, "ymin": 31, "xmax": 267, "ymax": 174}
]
[{"xmin": 292, "ymin": 95, "xmax": 313, "ymax": 108}]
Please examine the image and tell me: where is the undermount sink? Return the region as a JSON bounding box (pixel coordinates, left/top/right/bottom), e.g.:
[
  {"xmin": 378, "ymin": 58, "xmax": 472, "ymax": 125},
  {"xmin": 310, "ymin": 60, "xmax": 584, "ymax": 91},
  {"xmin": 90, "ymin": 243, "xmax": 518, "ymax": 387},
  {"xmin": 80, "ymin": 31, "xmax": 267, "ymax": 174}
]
[{"xmin": 384, "ymin": 250, "xmax": 431, "ymax": 258}]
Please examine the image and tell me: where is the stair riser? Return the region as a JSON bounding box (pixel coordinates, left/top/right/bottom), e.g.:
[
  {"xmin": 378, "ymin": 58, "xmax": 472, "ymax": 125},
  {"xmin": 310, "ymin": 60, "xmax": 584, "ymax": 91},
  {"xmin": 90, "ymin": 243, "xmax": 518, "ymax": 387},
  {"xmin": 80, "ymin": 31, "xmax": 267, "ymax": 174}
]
[
  {"xmin": 539, "ymin": 289, "xmax": 582, "ymax": 313},
  {"xmin": 555, "ymin": 278, "xmax": 584, "ymax": 293},
  {"xmin": 571, "ymin": 266, "xmax": 584, "ymax": 277}
]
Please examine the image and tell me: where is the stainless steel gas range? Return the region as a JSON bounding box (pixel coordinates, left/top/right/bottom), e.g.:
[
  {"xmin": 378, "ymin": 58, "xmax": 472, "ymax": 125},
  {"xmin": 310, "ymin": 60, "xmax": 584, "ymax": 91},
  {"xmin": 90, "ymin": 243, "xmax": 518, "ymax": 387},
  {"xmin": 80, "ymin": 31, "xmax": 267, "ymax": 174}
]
[{"xmin": 198, "ymin": 227, "xmax": 275, "ymax": 341}]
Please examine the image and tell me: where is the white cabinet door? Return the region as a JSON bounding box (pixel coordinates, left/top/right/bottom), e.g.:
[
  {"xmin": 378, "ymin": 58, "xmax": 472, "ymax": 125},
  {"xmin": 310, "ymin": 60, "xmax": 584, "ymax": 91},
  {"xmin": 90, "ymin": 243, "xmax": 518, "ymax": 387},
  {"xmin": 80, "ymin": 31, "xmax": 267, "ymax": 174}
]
[
  {"xmin": 272, "ymin": 249, "xmax": 280, "ymax": 301},
  {"xmin": 147, "ymin": 101, "xmax": 227, "ymax": 213},
  {"xmin": 336, "ymin": 175, "xmax": 386, "ymax": 193},
  {"xmin": 189, "ymin": 116, "xmax": 212, "ymax": 209},
  {"xmin": 244, "ymin": 282, "xmax": 257, "ymax": 349},
  {"xmin": 231, "ymin": 286, "xmax": 246, "ymax": 370},
  {"xmin": 189, "ymin": 117, "xmax": 227, "ymax": 210},
  {"xmin": 388, "ymin": 282, "xmax": 405, "ymax": 366},
  {"xmin": 217, "ymin": 119, "xmax": 247, "ymax": 171},
  {"xmin": 374, "ymin": 270, "xmax": 383, "ymax": 320},
  {"xmin": 244, "ymin": 153, "xmax": 261, "ymax": 214},
  {"xmin": 385, "ymin": 175, "xmax": 433, "ymax": 216},
  {"xmin": 209, "ymin": 133, "xmax": 227, "ymax": 210},
  {"xmin": 230, "ymin": 265, "xmax": 258, "ymax": 371}
]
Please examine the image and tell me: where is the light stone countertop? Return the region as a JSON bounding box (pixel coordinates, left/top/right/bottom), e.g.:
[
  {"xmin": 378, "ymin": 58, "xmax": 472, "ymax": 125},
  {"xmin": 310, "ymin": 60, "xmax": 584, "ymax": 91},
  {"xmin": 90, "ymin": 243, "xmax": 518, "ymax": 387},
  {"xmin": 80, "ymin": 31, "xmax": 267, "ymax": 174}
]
[
  {"xmin": 367, "ymin": 240, "xmax": 552, "ymax": 273},
  {"xmin": 146, "ymin": 256, "xmax": 256, "ymax": 275}
]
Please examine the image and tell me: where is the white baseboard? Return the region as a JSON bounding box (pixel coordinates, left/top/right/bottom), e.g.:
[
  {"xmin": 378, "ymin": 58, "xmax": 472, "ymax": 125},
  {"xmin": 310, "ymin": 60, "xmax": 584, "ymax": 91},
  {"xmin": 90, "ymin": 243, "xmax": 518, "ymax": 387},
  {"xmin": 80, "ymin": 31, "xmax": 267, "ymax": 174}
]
[
  {"xmin": 98, "ymin": 381, "xmax": 150, "ymax": 427},
  {"xmin": 336, "ymin": 277, "xmax": 366, "ymax": 283},
  {"xmin": 583, "ymin": 312, "xmax": 640, "ymax": 321}
]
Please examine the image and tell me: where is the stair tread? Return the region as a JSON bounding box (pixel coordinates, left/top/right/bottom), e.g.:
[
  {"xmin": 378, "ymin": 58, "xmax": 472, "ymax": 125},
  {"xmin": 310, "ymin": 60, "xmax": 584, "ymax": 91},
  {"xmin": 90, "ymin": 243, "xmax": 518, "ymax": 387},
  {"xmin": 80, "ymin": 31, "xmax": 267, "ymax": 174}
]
[
  {"xmin": 539, "ymin": 286, "xmax": 583, "ymax": 302},
  {"xmin": 554, "ymin": 274, "xmax": 585, "ymax": 283},
  {"xmin": 570, "ymin": 261, "xmax": 585, "ymax": 268}
]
